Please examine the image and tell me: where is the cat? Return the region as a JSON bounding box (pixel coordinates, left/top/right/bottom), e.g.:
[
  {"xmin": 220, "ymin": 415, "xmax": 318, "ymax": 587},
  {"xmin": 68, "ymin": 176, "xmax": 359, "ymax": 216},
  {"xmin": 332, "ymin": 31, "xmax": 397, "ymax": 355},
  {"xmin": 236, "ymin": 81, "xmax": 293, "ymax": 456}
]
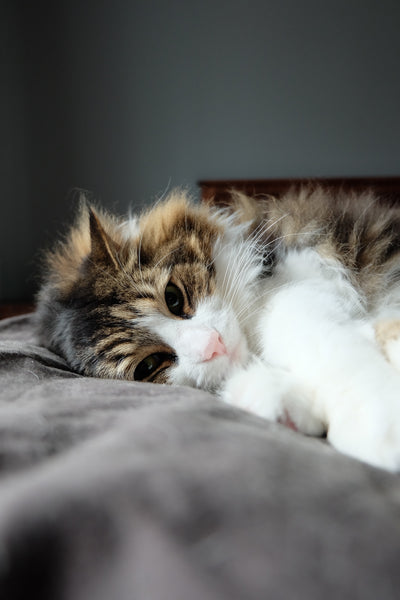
[{"xmin": 36, "ymin": 185, "xmax": 400, "ymax": 471}]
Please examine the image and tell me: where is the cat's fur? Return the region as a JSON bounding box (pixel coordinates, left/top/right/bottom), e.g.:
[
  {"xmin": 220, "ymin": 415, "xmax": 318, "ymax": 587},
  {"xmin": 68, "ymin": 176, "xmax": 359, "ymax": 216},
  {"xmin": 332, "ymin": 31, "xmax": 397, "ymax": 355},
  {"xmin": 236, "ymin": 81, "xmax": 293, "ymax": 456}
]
[{"xmin": 36, "ymin": 186, "xmax": 400, "ymax": 470}]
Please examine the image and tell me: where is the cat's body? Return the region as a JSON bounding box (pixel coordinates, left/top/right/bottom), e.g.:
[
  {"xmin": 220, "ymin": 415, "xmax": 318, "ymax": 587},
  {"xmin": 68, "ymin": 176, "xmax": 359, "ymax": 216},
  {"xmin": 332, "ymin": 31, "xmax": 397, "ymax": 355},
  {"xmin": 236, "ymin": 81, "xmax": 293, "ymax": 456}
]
[{"xmin": 36, "ymin": 186, "xmax": 400, "ymax": 470}]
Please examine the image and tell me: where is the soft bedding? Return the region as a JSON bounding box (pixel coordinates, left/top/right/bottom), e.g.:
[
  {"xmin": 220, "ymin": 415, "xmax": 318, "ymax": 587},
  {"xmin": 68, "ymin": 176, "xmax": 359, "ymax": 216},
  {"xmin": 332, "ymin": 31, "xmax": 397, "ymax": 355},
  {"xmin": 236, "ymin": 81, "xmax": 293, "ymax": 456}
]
[{"xmin": 0, "ymin": 314, "xmax": 400, "ymax": 599}]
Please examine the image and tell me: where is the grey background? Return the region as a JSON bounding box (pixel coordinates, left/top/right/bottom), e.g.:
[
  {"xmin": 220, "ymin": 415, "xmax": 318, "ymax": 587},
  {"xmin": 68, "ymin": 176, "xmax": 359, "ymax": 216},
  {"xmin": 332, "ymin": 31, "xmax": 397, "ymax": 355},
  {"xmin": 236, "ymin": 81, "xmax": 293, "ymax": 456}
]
[{"xmin": 2, "ymin": 0, "xmax": 400, "ymax": 301}]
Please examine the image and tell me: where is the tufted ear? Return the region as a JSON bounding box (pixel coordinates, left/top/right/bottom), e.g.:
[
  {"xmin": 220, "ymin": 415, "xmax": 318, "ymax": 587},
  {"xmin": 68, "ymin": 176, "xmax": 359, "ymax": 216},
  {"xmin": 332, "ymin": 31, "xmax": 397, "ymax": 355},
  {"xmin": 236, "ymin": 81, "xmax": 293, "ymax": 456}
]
[{"xmin": 88, "ymin": 207, "xmax": 120, "ymax": 269}]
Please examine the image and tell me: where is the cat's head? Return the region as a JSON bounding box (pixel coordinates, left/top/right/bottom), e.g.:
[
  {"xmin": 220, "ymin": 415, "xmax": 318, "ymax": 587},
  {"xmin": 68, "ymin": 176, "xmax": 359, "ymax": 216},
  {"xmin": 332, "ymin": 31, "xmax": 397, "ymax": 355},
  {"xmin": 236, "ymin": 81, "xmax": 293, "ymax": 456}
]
[{"xmin": 36, "ymin": 190, "xmax": 266, "ymax": 391}]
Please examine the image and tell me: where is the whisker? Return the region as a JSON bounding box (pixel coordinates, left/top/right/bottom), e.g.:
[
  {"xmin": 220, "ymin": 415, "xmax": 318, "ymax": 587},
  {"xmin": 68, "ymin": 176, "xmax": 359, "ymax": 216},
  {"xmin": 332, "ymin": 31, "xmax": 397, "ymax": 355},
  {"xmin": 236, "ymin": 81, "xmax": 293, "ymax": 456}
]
[
  {"xmin": 235, "ymin": 282, "xmax": 291, "ymax": 323},
  {"xmin": 137, "ymin": 228, "xmax": 145, "ymax": 286},
  {"xmin": 153, "ymin": 244, "xmax": 185, "ymax": 270},
  {"xmin": 156, "ymin": 178, "xmax": 172, "ymax": 204},
  {"xmin": 250, "ymin": 213, "xmax": 290, "ymax": 244}
]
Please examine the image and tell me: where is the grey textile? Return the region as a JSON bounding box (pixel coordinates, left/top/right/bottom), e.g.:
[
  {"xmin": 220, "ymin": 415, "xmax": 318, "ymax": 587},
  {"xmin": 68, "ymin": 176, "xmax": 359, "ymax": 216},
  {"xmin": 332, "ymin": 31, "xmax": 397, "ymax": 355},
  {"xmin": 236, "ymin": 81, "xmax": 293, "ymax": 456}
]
[{"xmin": 0, "ymin": 315, "xmax": 399, "ymax": 599}]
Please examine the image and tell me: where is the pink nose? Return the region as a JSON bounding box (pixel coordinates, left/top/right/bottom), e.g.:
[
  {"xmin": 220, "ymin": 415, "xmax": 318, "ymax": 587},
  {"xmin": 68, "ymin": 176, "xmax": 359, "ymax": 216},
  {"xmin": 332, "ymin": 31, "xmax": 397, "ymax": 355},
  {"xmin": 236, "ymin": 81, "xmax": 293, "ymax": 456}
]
[{"xmin": 202, "ymin": 330, "xmax": 227, "ymax": 361}]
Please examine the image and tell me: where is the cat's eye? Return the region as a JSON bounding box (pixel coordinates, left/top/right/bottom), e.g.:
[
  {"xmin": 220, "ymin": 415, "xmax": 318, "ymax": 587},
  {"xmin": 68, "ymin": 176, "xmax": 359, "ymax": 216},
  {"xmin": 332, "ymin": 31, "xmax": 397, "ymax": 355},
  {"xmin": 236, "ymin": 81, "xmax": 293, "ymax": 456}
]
[
  {"xmin": 165, "ymin": 283, "xmax": 184, "ymax": 316},
  {"xmin": 134, "ymin": 352, "xmax": 174, "ymax": 381}
]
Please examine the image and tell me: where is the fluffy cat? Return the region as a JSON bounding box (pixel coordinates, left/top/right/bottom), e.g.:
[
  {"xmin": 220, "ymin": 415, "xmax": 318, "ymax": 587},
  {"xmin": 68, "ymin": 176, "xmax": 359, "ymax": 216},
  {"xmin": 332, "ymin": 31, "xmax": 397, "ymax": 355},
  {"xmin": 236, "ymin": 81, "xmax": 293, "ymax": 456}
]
[{"xmin": 36, "ymin": 186, "xmax": 400, "ymax": 471}]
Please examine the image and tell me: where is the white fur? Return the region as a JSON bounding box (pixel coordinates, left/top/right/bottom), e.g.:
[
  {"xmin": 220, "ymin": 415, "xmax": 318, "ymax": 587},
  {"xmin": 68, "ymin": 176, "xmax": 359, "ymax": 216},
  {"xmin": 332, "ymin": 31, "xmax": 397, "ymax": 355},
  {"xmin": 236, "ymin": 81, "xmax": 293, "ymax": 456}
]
[
  {"xmin": 219, "ymin": 244, "xmax": 400, "ymax": 471},
  {"xmin": 141, "ymin": 297, "xmax": 248, "ymax": 391},
  {"xmin": 140, "ymin": 228, "xmax": 263, "ymax": 391},
  {"xmin": 143, "ymin": 214, "xmax": 400, "ymax": 471},
  {"xmin": 120, "ymin": 215, "xmax": 140, "ymax": 241},
  {"xmin": 385, "ymin": 337, "xmax": 400, "ymax": 372}
]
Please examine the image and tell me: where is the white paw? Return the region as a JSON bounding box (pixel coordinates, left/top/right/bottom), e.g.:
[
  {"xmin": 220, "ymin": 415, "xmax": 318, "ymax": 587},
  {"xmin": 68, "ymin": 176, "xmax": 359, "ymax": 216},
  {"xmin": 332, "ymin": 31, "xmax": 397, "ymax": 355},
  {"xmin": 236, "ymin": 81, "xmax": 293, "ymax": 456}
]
[
  {"xmin": 220, "ymin": 361, "xmax": 285, "ymax": 421},
  {"xmin": 220, "ymin": 361, "xmax": 325, "ymax": 435}
]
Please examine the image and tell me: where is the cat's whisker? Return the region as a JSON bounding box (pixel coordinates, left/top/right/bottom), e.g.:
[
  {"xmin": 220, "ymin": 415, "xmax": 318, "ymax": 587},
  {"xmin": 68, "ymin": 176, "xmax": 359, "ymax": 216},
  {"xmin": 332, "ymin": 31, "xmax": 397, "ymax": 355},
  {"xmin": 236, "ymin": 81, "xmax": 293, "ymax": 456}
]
[
  {"xmin": 228, "ymin": 247, "xmax": 257, "ymax": 304},
  {"xmin": 233, "ymin": 284, "xmax": 269, "ymax": 323},
  {"xmin": 184, "ymin": 204, "xmax": 189, "ymax": 235},
  {"xmin": 137, "ymin": 228, "xmax": 146, "ymax": 286},
  {"xmin": 249, "ymin": 218, "xmax": 278, "ymax": 244},
  {"xmin": 220, "ymin": 240, "xmax": 250, "ymax": 307},
  {"xmin": 235, "ymin": 282, "xmax": 292, "ymax": 324},
  {"xmin": 250, "ymin": 213, "xmax": 290, "ymax": 244},
  {"xmin": 152, "ymin": 244, "xmax": 184, "ymax": 270},
  {"xmin": 219, "ymin": 241, "xmax": 259, "ymax": 314},
  {"xmin": 206, "ymin": 226, "xmax": 245, "ymax": 271},
  {"xmin": 250, "ymin": 209, "xmax": 326, "ymax": 249},
  {"xmin": 156, "ymin": 178, "xmax": 172, "ymax": 204},
  {"xmin": 212, "ymin": 239, "xmax": 237, "ymax": 304},
  {"xmin": 261, "ymin": 228, "xmax": 325, "ymax": 254}
]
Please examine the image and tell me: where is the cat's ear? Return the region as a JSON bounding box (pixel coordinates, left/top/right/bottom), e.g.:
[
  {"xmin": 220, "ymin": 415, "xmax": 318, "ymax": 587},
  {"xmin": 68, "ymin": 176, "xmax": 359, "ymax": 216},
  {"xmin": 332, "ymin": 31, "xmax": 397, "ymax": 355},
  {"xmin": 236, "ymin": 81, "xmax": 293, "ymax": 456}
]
[{"xmin": 88, "ymin": 207, "xmax": 120, "ymax": 268}]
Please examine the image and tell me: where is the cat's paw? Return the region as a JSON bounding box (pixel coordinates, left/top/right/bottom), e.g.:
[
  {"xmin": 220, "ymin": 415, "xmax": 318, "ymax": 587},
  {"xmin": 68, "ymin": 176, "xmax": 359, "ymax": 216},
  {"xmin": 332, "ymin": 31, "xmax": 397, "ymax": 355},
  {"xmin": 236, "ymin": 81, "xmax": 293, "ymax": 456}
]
[
  {"xmin": 220, "ymin": 362, "xmax": 285, "ymax": 421},
  {"xmin": 220, "ymin": 361, "xmax": 325, "ymax": 435}
]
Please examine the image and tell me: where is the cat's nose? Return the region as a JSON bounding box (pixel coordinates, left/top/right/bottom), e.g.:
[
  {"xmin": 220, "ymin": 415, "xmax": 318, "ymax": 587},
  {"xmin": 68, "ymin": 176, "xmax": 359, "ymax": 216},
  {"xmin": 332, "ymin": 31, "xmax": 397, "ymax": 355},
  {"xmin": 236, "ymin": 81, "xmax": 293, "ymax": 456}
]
[
  {"xmin": 202, "ymin": 330, "xmax": 227, "ymax": 361},
  {"xmin": 180, "ymin": 327, "xmax": 228, "ymax": 362}
]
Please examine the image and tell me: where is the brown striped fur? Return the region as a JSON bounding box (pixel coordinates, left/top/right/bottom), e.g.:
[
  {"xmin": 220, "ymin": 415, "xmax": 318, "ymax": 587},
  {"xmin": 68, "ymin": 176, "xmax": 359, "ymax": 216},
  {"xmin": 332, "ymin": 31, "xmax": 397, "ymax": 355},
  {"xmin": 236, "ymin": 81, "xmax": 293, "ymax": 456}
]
[
  {"xmin": 232, "ymin": 185, "xmax": 400, "ymax": 303},
  {"xmin": 36, "ymin": 186, "xmax": 400, "ymax": 383},
  {"xmin": 36, "ymin": 192, "xmax": 223, "ymax": 382}
]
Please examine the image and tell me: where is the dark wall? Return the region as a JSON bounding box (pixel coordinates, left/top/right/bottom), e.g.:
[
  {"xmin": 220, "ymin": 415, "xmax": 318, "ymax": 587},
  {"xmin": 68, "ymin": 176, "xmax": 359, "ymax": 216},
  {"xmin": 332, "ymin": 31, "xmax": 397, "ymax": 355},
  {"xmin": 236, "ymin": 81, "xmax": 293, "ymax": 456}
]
[{"xmin": 2, "ymin": 0, "xmax": 400, "ymax": 301}]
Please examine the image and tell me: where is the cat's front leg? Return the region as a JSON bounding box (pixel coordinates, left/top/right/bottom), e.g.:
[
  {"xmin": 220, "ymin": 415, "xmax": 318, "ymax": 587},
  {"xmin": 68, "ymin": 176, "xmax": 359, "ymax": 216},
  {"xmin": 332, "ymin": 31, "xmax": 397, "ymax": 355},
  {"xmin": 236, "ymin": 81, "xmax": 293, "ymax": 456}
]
[
  {"xmin": 320, "ymin": 369, "xmax": 400, "ymax": 471},
  {"xmin": 220, "ymin": 359, "xmax": 325, "ymax": 436},
  {"xmin": 260, "ymin": 277, "xmax": 400, "ymax": 470}
]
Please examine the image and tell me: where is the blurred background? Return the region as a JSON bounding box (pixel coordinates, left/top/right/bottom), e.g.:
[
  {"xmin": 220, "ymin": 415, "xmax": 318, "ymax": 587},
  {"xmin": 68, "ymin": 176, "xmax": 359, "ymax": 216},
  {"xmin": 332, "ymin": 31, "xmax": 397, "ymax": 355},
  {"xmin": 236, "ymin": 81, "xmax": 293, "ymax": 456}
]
[{"xmin": 2, "ymin": 0, "xmax": 400, "ymax": 304}]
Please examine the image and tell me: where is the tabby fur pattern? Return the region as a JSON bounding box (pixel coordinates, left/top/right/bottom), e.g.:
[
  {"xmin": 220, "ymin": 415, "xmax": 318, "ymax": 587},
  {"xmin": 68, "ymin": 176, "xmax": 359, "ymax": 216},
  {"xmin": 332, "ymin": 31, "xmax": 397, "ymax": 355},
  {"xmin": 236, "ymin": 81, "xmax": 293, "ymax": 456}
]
[{"xmin": 36, "ymin": 186, "xmax": 400, "ymax": 470}]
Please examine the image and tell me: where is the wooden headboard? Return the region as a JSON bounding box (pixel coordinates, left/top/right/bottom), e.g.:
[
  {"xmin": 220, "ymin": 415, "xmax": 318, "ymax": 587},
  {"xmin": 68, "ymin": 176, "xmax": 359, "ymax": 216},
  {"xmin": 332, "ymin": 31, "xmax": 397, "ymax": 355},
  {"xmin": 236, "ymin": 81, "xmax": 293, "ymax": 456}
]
[{"xmin": 199, "ymin": 177, "xmax": 400, "ymax": 205}]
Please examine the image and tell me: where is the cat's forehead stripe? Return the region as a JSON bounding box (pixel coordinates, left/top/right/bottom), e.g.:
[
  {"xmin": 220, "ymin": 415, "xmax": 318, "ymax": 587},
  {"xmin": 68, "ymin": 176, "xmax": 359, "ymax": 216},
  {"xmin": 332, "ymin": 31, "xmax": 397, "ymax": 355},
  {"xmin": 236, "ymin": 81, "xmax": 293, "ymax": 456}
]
[{"xmin": 138, "ymin": 195, "xmax": 221, "ymax": 265}]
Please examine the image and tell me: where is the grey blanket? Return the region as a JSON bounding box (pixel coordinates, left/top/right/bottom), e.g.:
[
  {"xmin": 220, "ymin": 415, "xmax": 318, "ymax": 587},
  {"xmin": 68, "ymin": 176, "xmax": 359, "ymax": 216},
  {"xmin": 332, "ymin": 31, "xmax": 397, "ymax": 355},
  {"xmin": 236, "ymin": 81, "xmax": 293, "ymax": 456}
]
[{"xmin": 0, "ymin": 315, "xmax": 399, "ymax": 599}]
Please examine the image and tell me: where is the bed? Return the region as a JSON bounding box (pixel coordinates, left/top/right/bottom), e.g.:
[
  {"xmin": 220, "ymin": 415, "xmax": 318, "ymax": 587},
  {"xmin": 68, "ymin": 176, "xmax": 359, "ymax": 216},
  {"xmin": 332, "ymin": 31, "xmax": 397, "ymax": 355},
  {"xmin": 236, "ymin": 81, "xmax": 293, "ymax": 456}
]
[{"xmin": 1, "ymin": 177, "xmax": 400, "ymax": 599}]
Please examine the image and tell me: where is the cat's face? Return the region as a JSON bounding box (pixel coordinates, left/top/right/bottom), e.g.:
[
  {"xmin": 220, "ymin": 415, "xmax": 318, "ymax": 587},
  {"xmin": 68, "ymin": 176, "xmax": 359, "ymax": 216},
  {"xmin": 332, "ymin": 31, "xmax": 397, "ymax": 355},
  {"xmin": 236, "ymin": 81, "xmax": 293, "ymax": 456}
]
[{"xmin": 38, "ymin": 192, "xmax": 263, "ymax": 391}]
